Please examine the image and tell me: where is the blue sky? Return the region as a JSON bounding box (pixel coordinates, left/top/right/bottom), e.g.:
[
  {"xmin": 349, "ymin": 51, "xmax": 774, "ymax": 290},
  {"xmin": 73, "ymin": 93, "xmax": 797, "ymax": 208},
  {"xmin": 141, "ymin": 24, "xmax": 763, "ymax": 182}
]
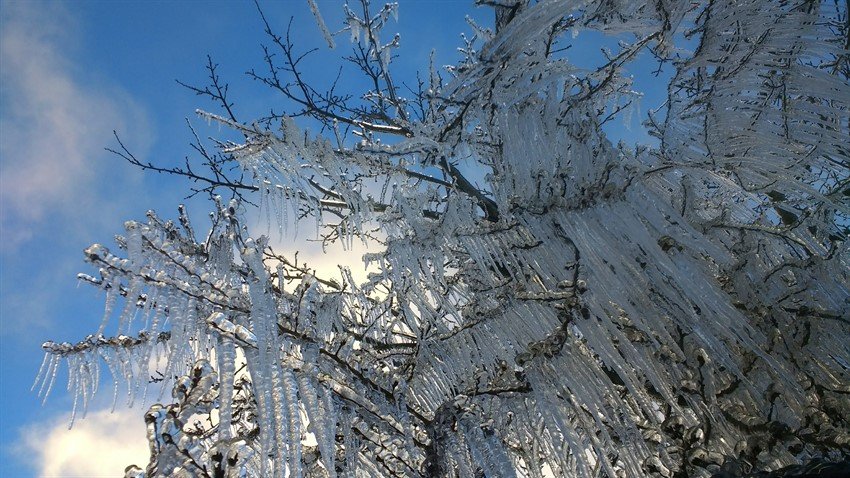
[{"xmin": 0, "ymin": 1, "xmax": 672, "ymax": 476}]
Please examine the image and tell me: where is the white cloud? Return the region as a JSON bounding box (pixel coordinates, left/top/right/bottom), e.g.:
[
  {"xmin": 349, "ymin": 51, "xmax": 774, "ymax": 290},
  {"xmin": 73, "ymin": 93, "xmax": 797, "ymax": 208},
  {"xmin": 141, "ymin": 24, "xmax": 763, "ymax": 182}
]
[
  {"xmin": 295, "ymin": 237, "xmax": 379, "ymax": 285},
  {"xmin": 246, "ymin": 207, "xmax": 383, "ymax": 291},
  {"xmin": 0, "ymin": 0, "xmax": 150, "ymax": 250},
  {"xmin": 17, "ymin": 406, "xmax": 150, "ymax": 478}
]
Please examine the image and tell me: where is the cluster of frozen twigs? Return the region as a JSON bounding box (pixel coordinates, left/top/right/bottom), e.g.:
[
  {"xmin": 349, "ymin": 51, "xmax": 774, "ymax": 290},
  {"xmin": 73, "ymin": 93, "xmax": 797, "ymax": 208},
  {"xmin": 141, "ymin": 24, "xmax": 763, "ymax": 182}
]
[{"xmin": 38, "ymin": 0, "xmax": 848, "ymax": 477}]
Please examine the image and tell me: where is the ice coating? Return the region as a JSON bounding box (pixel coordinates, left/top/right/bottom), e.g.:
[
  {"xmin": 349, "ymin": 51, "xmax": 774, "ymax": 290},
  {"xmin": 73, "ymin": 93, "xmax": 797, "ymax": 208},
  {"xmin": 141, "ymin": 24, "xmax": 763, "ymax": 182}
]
[{"xmin": 40, "ymin": 1, "xmax": 850, "ymax": 477}]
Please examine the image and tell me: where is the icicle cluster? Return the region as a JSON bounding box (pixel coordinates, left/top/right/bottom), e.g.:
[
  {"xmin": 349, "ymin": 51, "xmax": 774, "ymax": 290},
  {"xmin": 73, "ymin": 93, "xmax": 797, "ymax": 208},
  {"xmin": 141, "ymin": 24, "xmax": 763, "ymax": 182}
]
[{"xmin": 42, "ymin": 1, "xmax": 849, "ymax": 477}]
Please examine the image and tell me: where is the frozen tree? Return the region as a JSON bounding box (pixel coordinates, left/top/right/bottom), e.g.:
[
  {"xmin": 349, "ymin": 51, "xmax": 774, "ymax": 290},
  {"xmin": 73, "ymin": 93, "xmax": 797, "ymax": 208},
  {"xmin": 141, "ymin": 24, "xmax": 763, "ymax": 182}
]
[{"xmin": 37, "ymin": 1, "xmax": 849, "ymax": 477}]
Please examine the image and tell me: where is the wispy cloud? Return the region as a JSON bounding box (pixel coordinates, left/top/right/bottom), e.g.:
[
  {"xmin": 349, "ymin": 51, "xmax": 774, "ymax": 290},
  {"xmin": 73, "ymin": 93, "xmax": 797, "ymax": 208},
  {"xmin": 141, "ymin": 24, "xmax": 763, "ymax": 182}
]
[
  {"xmin": 0, "ymin": 0, "xmax": 150, "ymax": 250},
  {"xmin": 15, "ymin": 406, "xmax": 149, "ymax": 478}
]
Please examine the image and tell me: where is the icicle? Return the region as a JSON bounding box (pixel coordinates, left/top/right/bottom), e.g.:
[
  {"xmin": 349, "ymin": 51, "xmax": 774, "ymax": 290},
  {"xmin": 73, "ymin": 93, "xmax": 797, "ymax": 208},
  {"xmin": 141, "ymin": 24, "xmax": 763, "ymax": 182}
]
[
  {"xmin": 341, "ymin": 406, "xmax": 357, "ymax": 477},
  {"xmin": 269, "ymin": 358, "xmax": 290, "ymax": 478},
  {"xmin": 320, "ymin": 385, "xmax": 339, "ymax": 478},
  {"xmin": 307, "ymin": 0, "xmax": 335, "ymax": 49},
  {"xmin": 68, "ymin": 355, "xmax": 80, "ymax": 429},
  {"xmin": 117, "ymin": 277, "xmax": 142, "ymax": 336},
  {"xmin": 40, "ymin": 354, "xmax": 60, "ymax": 404},
  {"xmin": 349, "ymin": 16, "xmax": 362, "ymax": 43},
  {"xmin": 298, "ymin": 359, "xmax": 335, "ymax": 477},
  {"xmin": 459, "ymin": 415, "xmax": 516, "ymax": 478},
  {"xmin": 381, "ymin": 45, "xmax": 392, "ymax": 67},
  {"xmin": 32, "ymin": 352, "xmax": 50, "ymax": 392},
  {"xmin": 395, "ymin": 379, "xmax": 416, "ymax": 463},
  {"xmin": 98, "ymin": 346, "xmax": 122, "ymax": 411},
  {"xmin": 218, "ymin": 336, "xmax": 236, "ymax": 440},
  {"xmin": 451, "ymin": 429, "xmax": 476, "ymax": 478},
  {"xmin": 282, "ymin": 368, "xmax": 303, "ymax": 478},
  {"xmin": 79, "ymin": 355, "xmax": 93, "ymax": 418},
  {"xmin": 245, "ymin": 346, "xmax": 274, "ymax": 478}
]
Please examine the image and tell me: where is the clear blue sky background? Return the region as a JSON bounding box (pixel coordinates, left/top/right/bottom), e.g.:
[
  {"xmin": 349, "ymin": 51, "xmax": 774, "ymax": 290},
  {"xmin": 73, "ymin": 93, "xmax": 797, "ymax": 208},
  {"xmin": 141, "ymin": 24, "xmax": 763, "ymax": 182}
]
[{"xmin": 0, "ymin": 1, "xmax": 670, "ymax": 475}]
